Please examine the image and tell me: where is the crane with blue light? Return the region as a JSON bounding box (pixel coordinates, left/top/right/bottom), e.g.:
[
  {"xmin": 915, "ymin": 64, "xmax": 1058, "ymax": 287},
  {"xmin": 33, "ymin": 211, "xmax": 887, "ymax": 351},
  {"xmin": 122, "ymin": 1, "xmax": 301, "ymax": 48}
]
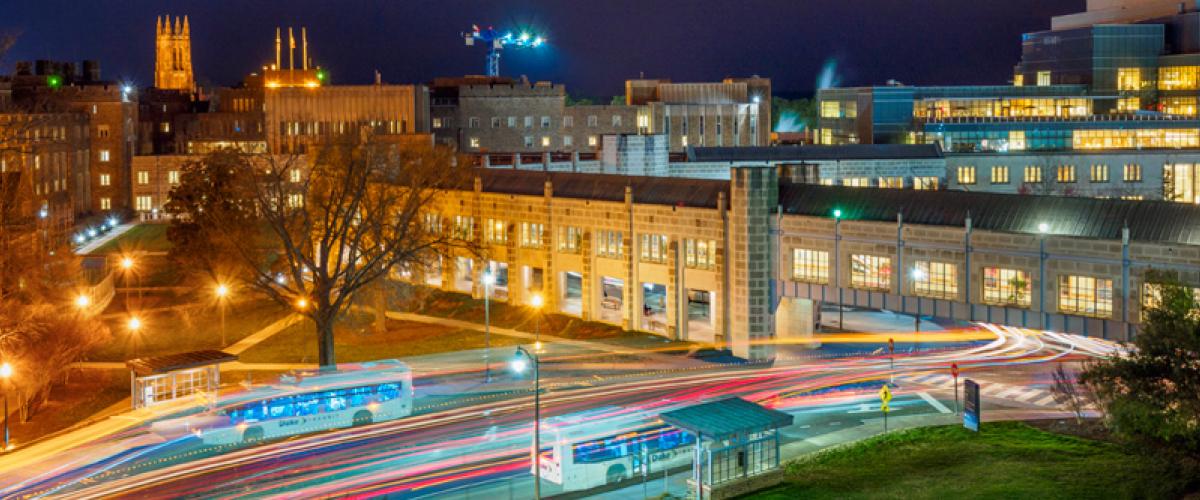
[{"xmin": 463, "ymin": 25, "xmax": 545, "ymax": 77}]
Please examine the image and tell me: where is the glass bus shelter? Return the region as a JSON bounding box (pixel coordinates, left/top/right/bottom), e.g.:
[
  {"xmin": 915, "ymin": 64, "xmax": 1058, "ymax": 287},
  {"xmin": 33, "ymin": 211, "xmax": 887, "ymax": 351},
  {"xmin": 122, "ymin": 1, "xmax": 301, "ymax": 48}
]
[{"xmin": 126, "ymin": 350, "xmax": 237, "ymax": 409}]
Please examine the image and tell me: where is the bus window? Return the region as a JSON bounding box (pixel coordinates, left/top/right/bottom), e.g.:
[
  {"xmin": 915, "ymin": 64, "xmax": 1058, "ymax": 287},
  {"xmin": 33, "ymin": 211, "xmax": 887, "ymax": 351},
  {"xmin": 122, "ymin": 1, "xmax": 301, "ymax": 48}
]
[
  {"xmin": 268, "ymin": 396, "xmax": 294, "ymax": 419},
  {"xmin": 378, "ymin": 383, "xmax": 400, "ymax": 401},
  {"xmin": 327, "ymin": 392, "xmax": 348, "ymax": 411},
  {"xmin": 295, "ymin": 394, "xmax": 319, "ymax": 416}
]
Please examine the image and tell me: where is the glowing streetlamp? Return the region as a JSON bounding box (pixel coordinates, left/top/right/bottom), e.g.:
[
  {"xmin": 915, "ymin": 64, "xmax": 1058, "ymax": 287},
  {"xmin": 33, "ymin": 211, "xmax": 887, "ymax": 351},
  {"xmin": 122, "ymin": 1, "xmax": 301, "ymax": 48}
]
[
  {"xmin": 482, "ymin": 271, "xmax": 495, "ymax": 383},
  {"xmin": 119, "ymin": 255, "xmax": 137, "ymax": 308},
  {"xmin": 128, "ymin": 316, "xmax": 142, "ymax": 357},
  {"xmin": 832, "ymin": 208, "xmax": 844, "ymax": 330},
  {"xmin": 510, "ymin": 346, "xmax": 542, "ymax": 499},
  {"xmin": 215, "ymin": 283, "xmax": 231, "ymax": 347},
  {"xmin": 295, "ymin": 297, "xmax": 309, "ymax": 311},
  {"xmin": 910, "ymin": 266, "xmax": 926, "ymax": 333},
  {"xmin": 1, "ymin": 362, "xmax": 11, "ymax": 450},
  {"xmin": 75, "ymin": 294, "xmax": 91, "ymax": 310}
]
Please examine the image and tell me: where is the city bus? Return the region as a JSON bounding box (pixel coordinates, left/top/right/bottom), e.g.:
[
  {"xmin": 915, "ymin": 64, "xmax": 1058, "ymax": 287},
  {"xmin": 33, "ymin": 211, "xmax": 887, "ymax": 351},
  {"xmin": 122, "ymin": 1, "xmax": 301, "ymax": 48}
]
[
  {"xmin": 538, "ymin": 406, "xmax": 695, "ymax": 491},
  {"xmin": 152, "ymin": 360, "xmax": 413, "ymax": 445}
]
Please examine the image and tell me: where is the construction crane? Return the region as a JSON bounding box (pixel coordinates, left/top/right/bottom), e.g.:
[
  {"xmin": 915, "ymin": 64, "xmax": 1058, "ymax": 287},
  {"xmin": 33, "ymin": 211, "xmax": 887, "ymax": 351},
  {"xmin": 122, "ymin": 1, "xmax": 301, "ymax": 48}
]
[{"xmin": 463, "ymin": 24, "xmax": 545, "ymax": 77}]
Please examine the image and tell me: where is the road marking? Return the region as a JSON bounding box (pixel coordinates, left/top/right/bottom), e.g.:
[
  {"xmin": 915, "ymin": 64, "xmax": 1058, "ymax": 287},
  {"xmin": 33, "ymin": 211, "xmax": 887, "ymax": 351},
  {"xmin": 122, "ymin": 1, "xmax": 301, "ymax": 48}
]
[
  {"xmin": 848, "ymin": 404, "xmax": 876, "ymax": 414},
  {"xmin": 917, "ymin": 391, "xmax": 952, "ymax": 414},
  {"xmin": 830, "ymin": 421, "xmax": 842, "ymax": 426},
  {"xmin": 799, "ymin": 424, "xmax": 811, "ymax": 429},
  {"xmin": 1015, "ymin": 390, "xmax": 1043, "ymax": 402},
  {"xmin": 980, "ymin": 384, "xmax": 1007, "ymax": 396},
  {"xmin": 996, "ymin": 387, "xmax": 1024, "ymax": 399}
]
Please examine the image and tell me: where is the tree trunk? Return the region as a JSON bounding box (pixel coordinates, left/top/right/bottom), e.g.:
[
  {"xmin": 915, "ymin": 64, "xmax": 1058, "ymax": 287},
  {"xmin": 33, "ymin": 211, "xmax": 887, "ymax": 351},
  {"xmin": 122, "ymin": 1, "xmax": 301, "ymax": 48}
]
[
  {"xmin": 373, "ymin": 282, "xmax": 387, "ymax": 334},
  {"xmin": 315, "ymin": 316, "xmax": 337, "ymax": 371}
]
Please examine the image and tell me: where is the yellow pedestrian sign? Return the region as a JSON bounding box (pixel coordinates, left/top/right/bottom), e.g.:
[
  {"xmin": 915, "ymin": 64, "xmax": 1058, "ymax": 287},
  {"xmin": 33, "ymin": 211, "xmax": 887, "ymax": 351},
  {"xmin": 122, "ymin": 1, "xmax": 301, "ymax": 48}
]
[{"xmin": 879, "ymin": 384, "xmax": 892, "ymax": 411}]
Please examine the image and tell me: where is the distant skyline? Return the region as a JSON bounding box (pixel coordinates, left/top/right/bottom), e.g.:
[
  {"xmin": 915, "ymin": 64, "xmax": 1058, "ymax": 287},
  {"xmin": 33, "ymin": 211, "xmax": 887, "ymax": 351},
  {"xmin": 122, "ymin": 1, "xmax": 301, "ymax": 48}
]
[{"xmin": 2, "ymin": 0, "xmax": 1083, "ymax": 97}]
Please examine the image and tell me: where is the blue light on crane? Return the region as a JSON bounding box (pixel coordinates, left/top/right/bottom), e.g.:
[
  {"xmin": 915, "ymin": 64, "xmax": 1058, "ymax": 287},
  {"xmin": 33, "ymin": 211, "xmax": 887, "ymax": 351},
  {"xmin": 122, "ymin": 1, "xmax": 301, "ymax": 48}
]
[{"xmin": 464, "ymin": 24, "xmax": 547, "ymax": 77}]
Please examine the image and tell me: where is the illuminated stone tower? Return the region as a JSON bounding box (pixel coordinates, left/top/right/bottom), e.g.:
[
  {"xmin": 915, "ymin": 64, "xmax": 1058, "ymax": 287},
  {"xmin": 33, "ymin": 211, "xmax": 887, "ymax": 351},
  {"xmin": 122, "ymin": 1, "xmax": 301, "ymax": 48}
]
[{"xmin": 154, "ymin": 15, "xmax": 194, "ymax": 91}]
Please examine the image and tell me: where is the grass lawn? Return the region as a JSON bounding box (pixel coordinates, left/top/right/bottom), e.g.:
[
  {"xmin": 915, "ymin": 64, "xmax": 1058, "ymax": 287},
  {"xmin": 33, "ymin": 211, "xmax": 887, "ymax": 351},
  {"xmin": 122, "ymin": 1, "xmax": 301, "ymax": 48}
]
[
  {"xmin": 752, "ymin": 422, "xmax": 1195, "ymax": 500},
  {"xmin": 238, "ymin": 313, "xmax": 525, "ymax": 364},
  {"xmin": 91, "ymin": 298, "xmax": 290, "ymax": 361},
  {"xmin": 8, "ymin": 369, "xmax": 129, "ymax": 447},
  {"xmin": 393, "ymin": 283, "xmax": 639, "ymax": 341},
  {"xmin": 88, "ymin": 223, "xmax": 171, "ymax": 254}
]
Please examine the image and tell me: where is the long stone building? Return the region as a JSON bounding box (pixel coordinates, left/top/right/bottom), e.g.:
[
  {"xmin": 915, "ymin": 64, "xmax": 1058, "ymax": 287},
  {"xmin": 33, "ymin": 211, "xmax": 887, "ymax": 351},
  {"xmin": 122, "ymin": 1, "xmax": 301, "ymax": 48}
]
[{"xmin": 407, "ymin": 167, "xmax": 1200, "ymax": 361}]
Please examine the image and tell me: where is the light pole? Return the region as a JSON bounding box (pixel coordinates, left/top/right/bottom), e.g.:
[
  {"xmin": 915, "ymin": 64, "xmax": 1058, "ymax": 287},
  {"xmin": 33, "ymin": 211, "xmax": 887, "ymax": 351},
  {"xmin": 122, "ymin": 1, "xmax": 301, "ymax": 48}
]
[
  {"xmin": 128, "ymin": 316, "xmax": 142, "ymax": 358},
  {"xmin": 1038, "ymin": 222, "xmax": 1049, "ymax": 329},
  {"xmin": 910, "ymin": 266, "xmax": 925, "ymax": 334},
  {"xmin": 1, "ymin": 362, "xmax": 11, "ymax": 450},
  {"xmin": 511, "ymin": 346, "xmax": 541, "ymax": 499},
  {"xmin": 530, "ymin": 293, "xmax": 544, "ymax": 351},
  {"xmin": 215, "ymin": 283, "xmax": 230, "ymax": 347},
  {"xmin": 120, "ymin": 256, "xmax": 136, "ymax": 308},
  {"xmin": 482, "ymin": 271, "xmax": 495, "ymax": 383},
  {"xmin": 833, "ymin": 209, "xmax": 843, "ymax": 330}
]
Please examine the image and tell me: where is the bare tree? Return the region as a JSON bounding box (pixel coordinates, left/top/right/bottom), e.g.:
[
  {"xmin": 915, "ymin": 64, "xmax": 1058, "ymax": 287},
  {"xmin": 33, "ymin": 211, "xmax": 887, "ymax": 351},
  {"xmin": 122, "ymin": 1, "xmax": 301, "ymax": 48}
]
[
  {"xmin": 1050, "ymin": 362, "xmax": 1092, "ymax": 425},
  {"xmin": 0, "ymin": 304, "xmax": 111, "ymax": 421},
  {"xmin": 168, "ymin": 137, "xmax": 472, "ymax": 368}
]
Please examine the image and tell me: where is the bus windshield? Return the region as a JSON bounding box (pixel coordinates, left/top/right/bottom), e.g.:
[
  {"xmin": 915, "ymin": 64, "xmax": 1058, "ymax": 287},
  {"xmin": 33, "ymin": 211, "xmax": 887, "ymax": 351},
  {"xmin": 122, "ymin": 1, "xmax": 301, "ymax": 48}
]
[
  {"xmin": 572, "ymin": 425, "xmax": 693, "ymax": 464},
  {"xmin": 227, "ymin": 382, "xmax": 402, "ymax": 424}
]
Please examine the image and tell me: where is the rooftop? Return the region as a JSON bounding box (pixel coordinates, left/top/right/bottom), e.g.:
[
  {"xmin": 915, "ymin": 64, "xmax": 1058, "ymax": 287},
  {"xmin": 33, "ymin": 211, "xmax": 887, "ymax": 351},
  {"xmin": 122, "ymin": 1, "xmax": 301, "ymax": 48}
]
[
  {"xmin": 688, "ymin": 144, "xmax": 943, "ymax": 162},
  {"xmin": 126, "ymin": 350, "xmax": 238, "ymax": 377},
  {"xmin": 660, "ymin": 397, "xmax": 794, "ymax": 438},
  {"xmin": 477, "ymin": 169, "xmax": 729, "ymax": 209},
  {"xmin": 779, "ymin": 183, "xmax": 1200, "ymax": 245}
]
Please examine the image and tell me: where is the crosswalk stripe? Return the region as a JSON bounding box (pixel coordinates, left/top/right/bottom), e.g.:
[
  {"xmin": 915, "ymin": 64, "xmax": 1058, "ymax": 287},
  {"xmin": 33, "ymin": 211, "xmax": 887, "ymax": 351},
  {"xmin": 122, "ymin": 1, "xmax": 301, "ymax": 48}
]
[
  {"xmin": 980, "ymin": 384, "xmax": 1007, "ymax": 396},
  {"xmin": 1033, "ymin": 395, "xmax": 1058, "ymax": 406},
  {"xmin": 996, "ymin": 387, "xmax": 1024, "ymax": 399},
  {"xmin": 1015, "ymin": 390, "xmax": 1043, "ymax": 402}
]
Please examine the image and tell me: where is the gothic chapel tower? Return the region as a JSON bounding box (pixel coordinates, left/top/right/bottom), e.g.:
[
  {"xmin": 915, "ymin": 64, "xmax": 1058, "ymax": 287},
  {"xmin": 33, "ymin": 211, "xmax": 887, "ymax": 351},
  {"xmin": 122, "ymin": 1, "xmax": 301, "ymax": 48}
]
[{"xmin": 154, "ymin": 15, "xmax": 194, "ymax": 91}]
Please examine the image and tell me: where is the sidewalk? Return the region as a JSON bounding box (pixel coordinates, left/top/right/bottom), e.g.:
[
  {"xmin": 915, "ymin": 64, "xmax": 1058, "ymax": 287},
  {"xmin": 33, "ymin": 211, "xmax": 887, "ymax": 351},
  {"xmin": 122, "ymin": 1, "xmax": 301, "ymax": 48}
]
[{"xmin": 74, "ymin": 222, "xmax": 136, "ymax": 255}]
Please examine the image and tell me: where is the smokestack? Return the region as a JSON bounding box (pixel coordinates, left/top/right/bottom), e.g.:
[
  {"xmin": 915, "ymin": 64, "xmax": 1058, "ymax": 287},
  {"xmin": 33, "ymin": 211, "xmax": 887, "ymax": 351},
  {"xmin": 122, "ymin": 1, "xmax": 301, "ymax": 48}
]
[
  {"xmin": 288, "ymin": 27, "xmax": 295, "ymax": 70},
  {"xmin": 302, "ymin": 27, "xmax": 308, "ymax": 70},
  {"xmin": 375, "ymin": 70, "xmax": 381, "ymax": 85},
  {"xmin": 275, "ymin": 27, "xmax": 281, "ymax": 70}
]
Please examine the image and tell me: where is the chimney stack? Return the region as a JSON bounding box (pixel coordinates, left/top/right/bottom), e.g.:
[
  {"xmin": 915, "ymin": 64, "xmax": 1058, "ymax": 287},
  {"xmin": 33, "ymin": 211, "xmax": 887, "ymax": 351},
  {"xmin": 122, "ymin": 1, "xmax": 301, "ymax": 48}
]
[
  {"xmin": 275, "ymin": 27, "xmax": 281, "ymax": 70},
  {"xmin": 302, "ymin": 27, "xmax": 308, "ymax": 70}
]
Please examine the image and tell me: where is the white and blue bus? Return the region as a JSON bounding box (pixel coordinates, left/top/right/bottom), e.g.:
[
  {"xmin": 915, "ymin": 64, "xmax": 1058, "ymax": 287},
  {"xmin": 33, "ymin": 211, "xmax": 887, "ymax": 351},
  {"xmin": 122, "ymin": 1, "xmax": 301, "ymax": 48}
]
[
  {"xmin": 539, "ymin": 406, "xmax": 695, "ymax": 491},
  {"xmin": 153, "ymin": 360, "xmax": 413, "ymax": 445}
]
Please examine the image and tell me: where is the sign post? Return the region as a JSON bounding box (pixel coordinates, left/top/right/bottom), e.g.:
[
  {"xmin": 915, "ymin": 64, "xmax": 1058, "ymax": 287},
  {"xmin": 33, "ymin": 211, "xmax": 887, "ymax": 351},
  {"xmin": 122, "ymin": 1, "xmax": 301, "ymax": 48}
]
[
  {"xmin": 963, "ymin": 379, "xmax": 980, "ymax": 432},
  {"xmin": 879, "ymin": 384, "xmax": 892, "ymax": 432},
  {"xmin": 887, "ymin": 338, "xmax": 895, "ymax": 384},
  {"xmin": 951, "ymin": 363, "xmax": 960, "ymax": 415}
]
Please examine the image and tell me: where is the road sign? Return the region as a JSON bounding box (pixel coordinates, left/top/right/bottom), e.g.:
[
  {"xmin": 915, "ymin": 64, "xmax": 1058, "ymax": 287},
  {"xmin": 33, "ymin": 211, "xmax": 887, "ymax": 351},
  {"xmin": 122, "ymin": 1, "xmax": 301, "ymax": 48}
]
[
  {"xmin": 888, "ymin": 338, "xmax": 895, "ymax": 354},
  {"xmin": 951, "ymin": 363, "xmax": 959, "ymax": 378},
  {"xmin": 878, "ymin": 384, "xmax": 892, "ymax": 407},
  {"xmin": 963, "ymin": 379, "xmax": 981, "ymax": 432}
]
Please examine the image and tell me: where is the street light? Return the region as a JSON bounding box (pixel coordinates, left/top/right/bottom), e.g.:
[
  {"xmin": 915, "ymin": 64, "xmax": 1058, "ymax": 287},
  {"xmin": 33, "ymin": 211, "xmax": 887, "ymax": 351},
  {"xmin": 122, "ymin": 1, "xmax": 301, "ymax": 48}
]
[
  {"xmin": 215, "ymin": 283, "xmax": 230, "ymax": 347},
  {"xmin": 128, "ymin": 316, "xmax": 142, "ymax": 357},
  {"xmin": 530, "ymin": 293, "xmax": 544, "ymax": 351},
  {"xmin": 1, "ymin": 362, "xmax": 11, "ymax": 450},
  {"xmin": 910, "ymin": 266, "xmax": 926, "ymax": 333},
  {"xmin": 74, "ymin": 293, "xmax": 91, "ymax": 310},
  {"xmin": 1038, "ymin": 222, "xmax": 1049, "ymax": 329},
  {"xmin": 119, "ymin": 255, "xmax": 137, "ymax": 308},
  {"xmin": 832, "ymin": 209, "xmax": 844, "ymax": 330},
  {"xmin": 295, "ymin": 297, "xmax": 309, "ymax": 311},
  {"xmin": 482, "ymin": 271, "xmax": 495, "ymax": 383},
  {"xmin": 510, "ymin": 346, "xmax": 542, "ymax": 499}
]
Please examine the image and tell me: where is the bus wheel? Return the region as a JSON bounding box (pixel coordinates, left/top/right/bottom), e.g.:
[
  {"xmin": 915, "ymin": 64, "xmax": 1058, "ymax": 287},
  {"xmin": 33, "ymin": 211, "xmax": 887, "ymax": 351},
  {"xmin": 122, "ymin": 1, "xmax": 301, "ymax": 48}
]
[
  {"xmin": 352, "ymin": 410, "xmax": 373, "ymax": 426},
  {"xmin": 605, "ymin": 464, "xmax": 627, "ymax": 484},
  {"xmin": 242, "ymin": 427, "xmax": 264, "ymax": 443}
]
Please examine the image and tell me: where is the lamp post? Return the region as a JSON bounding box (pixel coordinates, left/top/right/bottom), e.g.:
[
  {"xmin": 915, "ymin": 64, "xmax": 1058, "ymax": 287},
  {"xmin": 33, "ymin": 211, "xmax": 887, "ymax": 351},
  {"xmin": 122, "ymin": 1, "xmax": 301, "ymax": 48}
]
[
  {"xmin": 482, "ymin": 271, "xmax": 495, "ymax": 383},
  {"xmin": 530, "ymin": 293, "xmax": 544, "ymax": 351},
  {"xmin": 1, "ymin": 362, "xmax": 11, "ymax": 450},
  {"xmin": 910, "ymin": 266, "xmax": 926, "ymax": 334},
  {"xmin": 215, "ymin": 283, "xmax": 230, "ymax": 347},
  {"xmin": 128, "ymin": 316, "xmax": 143, "ymax": 357},
  {"xmin": 75, "ymin": 293, "xmax": 91, "ymax": 312},
  {"xmin": 832, "ymin": 209, "xmax": 843, "ymax": 330},
  {"xmin": 510, "ymin": 346, "xmax": 541, "ymax": 499},
  {"xmin": 120, "ymin": 256, "xmax": 136, "ymax": 308},
  {"xmin": 1038, "ymin": 223, "xmax": 1049, "ymax": 329}
]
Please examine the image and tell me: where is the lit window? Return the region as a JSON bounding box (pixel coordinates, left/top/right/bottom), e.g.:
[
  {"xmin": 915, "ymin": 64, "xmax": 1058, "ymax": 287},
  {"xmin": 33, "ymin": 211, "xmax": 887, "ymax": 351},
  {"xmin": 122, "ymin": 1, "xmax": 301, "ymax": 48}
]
[
  {"xmin": 541, "ymin": 136, "xmax": 551, "ymax": 147},
  {"xmin": 485, "ymin": 219, "xmax": 507, "ymax": 244},
  {"xmin": 168, "ymin": 170, "xmax": 180, "ymax": 184},
  {"xmin": 1059, "ymin": 275, "xmax": 1113, "ymax": 318},
  {"xmin": 99, "ymin": 150, "xmax": 111, "ymax": 162},
  {"xmin": 639, "ymin": 234, "xmax": 668, "ymax": 263},
  {"xmin": 792, "ymin": 249, "xmax": 829, "ymax": 284},
  {"xmin": 423, "ymin": 212, "xmax": 442, "ymax": 233},
  {"xmin": 453, "ymin": 215, "xmax": 474, "ymax": 240},
  {"xmin": 100, "ymin": 197, "xmax": 111, "ymax": 210},
  {"xmin": 588, "ymin": 135, "xmax": 598, "ymax": 147},
  {"xmin": 983, "ymin": 268, "xmax": 1031, "ymax": 307},
  {"xmin": 558, "ymin": 226, "xmax": 582, "ymax": 253},
  {"xmin": 1023, "ymin": 165, "xmax": 1043, "ymax": 183},
  {"xmin": 99, "ymin": 173, "xmax": 111, "ymax": 186},
  {"xmin": 287, "ymin": 193, "xmax": 304, "ymax": 208},
  {"xmin": 432, "ymin": 117, "xmax": 444, "ymax": 129},
  {"xmin": 1090, "ymin": 164, "xmax": 1109, "ymax": 183},
  {"xmin": 596, "ymin": 230, "xmax": 622, "ymax": 258},
  {"xmin": 1116, "ymin": 68, "xmax": 1142, "ymax": 91},
  {"xmin": 1158, "ymin": 66, "xmax": 1199, "ymax": 90},
  {"xmin": 956, "ymin": 166, "xmax": 976, "ymax": 185},
  {"xmin": 878, "ymin": 177, "xmax": 903, "ymax": 188},
  {"xmin": 850, "ymin": 254, "xmax": 891, "ymax": 290},
  {"xmin": 842, "ymin": 177, "xmax": 870, "ymax": 187},
  {"xmin": 289, "ymin": 168, "xmax": 302, "ymax": 183},
  {"xmin": 1141, "ymin": 282, "xmax": 1200, "ymax": 319},
  {"xmin": 1124, "ymin": 163, "xmax": 1142, "ymax": 182},
  {"xmin": 912, "ymin": 261, "xmax": 958, "ymax": 299},
  {"xmin": 1013, "ymin": 74, "xmax": 1024, "ymax": 87},
  {"xmin": 1036, "ymin": 71, "xmax": 1051, "ymax": 86},
  {"xmin": 520, "ymin": 222, "xmax": 544, "ymax": 248},
  {"xmin": 684, "ymin": 239, "xmax": 716, "ymax": 269},
  {"xmin": 1056, "ymin": 165, "xmax": 1076, "ymax": 183},
  {"xmin": 135, "ymin": 196, "xmax": 153, "ymax": 211},
  {"xmin": 469, "ymin": 137, "xmax": 480, "ymax": 148},
  {"xmin": 1116, "ymin": 97, "xmax": 1140, "ymax": 113},
  {"xmin": 914, "ymin": 177, "xmax": 939, "ymax": 190},
  {"xmin": 991, "ymin": 166, "xmax": 1009, "ymax": 184},
  {"xmin": 137, "ymin": 171, "xmax": 150, "ymax": 185}
]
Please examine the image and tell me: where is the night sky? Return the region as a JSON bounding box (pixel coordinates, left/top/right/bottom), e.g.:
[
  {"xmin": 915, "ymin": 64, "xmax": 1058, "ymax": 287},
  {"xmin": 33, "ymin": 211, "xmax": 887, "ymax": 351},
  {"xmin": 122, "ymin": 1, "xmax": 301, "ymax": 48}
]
[{"xmin": 3, "ymin": 0, "xmax": 1082, "ymax": 98}]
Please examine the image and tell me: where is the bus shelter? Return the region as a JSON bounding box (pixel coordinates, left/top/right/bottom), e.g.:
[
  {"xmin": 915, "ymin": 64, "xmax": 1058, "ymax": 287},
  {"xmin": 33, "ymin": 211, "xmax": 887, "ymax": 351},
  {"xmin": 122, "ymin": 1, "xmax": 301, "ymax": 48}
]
[
  {"xmin": 126, "ymin": 350, "xmax": 237, "ymax": 409},
  {"xmin": 660, "ymin": 397, "xmax": 793, "ymax": 500}
]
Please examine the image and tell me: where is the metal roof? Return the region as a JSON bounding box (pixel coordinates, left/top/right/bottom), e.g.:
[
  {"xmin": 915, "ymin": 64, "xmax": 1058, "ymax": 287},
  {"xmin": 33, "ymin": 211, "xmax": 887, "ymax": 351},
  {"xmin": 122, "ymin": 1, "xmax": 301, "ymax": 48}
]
[
  {"xmin": 687, "ymin": 144, "xmax": 944, "ymax": 162},
  {"xmin": 660, "ymin": 397, "xmax": 794, "ymax": 438},
  {"xmin": 478, "ymin": 169, "xmax": 729, "ymax": 209},
  {"xmin": 779, "ymin": 183, "xmax": 1200, "ymax": 245},
  {"xmin": 126, "ymin": 350, "xmax": 238, "ymax": 377}
]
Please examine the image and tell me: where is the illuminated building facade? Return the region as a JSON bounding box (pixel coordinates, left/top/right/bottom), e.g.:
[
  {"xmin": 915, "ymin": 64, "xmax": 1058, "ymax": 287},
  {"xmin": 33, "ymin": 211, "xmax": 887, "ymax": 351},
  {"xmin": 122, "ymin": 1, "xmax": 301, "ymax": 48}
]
[{"xmin": 154, "ymin": 15, "xmax": 194, "ymax": 92}]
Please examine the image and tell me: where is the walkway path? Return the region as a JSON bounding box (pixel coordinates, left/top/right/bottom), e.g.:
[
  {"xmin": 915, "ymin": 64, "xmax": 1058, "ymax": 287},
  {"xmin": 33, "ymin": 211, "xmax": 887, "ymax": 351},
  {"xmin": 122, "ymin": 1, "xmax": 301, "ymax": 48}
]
[{"xmin": 74, "ymin": 223, "xmax": 135, "ymax": 255}]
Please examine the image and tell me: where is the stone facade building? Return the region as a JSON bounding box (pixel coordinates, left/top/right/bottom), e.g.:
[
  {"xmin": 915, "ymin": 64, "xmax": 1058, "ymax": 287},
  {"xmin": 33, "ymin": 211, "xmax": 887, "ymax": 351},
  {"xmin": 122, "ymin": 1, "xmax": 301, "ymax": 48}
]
[{"xmin": 405, "ymin": 167, "xmax": 1200, "ymax": 361}]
